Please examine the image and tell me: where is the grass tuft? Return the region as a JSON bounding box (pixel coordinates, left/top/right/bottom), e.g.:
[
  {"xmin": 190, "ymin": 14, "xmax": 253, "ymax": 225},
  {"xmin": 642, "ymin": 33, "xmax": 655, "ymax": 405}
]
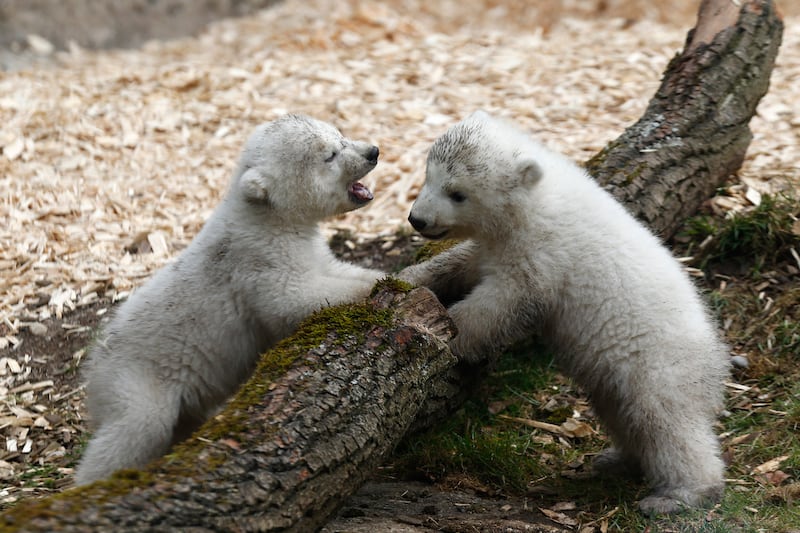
[
  {"xmin": 684, "ymin": 193, "xmax": 800, "ymax": 273},
  {"xmin": 393, "ymin": 343, "xmax": 607, "ymax": 495}
]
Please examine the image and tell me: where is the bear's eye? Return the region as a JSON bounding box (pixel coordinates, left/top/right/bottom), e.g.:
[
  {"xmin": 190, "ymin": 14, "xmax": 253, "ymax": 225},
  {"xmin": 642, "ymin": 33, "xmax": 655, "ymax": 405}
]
[
  {"xmin": 448, "ymin": 191, "xmax": 467, "ymax": 203},
  {"xmin": 324, "ymin": 151, "xmax": 338, "ymax": 163}
]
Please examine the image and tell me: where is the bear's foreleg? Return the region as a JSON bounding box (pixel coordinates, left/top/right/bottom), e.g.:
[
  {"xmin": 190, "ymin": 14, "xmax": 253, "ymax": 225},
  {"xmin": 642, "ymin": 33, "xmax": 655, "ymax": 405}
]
[
  {"xmin": 447, "ymin": 277, "xmax": 539, "ymax": 365},
  {"xmin": 320, "ymin": 273, "xmax": 383, "ymax": 305},
  {"xmin": 398, "ymin": 241, "xmax": 482, "ymax": 305}
]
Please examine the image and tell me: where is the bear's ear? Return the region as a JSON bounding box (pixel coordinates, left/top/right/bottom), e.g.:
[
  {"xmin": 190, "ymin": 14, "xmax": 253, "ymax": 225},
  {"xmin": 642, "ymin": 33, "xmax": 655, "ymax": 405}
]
[
  {"xmin": 515, "ymin": 158, "xmax": 543, "ymax": 187},
  {"xmin": 466, "ymin": 109, "xmax": 491, "ymax": 123},
  {"xmin": 239, "ymin": 167, "xmax": 272, "ymax": 205}
]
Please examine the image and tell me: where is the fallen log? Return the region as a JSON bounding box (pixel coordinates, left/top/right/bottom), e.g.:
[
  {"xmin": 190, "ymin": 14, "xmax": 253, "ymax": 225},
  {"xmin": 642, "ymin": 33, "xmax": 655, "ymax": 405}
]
[
  {"xmin": 0, "ymin": 0, "xmax": 783, "ymax": 530},
  {"xmin": 1, "ymin": 284, "xmax": 456, "ymax": 532}
]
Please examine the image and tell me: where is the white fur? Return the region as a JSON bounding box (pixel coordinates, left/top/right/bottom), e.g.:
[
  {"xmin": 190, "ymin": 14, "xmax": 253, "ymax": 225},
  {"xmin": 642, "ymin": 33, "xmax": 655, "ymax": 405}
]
[
  {"xmin": 75, "ymin": 115, "xmax": 384, "ymax": 485},
  {"xmin": 401, "ymin": 111, "xmax": 730, "ymax": 515}
]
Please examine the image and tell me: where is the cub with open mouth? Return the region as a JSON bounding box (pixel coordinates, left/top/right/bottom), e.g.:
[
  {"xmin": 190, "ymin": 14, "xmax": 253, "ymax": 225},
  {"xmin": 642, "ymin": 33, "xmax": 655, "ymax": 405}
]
[{"xmin": 75, "ymin": 114, "xmax": 385, "ymax": 485}]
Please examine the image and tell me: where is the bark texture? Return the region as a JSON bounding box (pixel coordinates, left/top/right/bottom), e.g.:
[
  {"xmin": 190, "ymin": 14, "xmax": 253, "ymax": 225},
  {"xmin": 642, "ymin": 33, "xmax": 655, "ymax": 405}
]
[
  {"xmin": 0, "ymin": 1, "xmax": 783, "ymax": 531},
  {"xmin": 0, "ymin": 285, "xmax": 456, "ymax": 532},
  {"xmin": 585, "ymin": 0, "xmax": 783, "ymax": 239}
]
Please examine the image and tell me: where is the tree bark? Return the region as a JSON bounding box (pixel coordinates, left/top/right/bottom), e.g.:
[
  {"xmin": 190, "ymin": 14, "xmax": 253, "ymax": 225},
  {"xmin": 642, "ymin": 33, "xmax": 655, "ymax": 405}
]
[
  {"xmin": 585, "ymin": 0, "xmax": 783, "ymax": 239},
  {"xmin": 0, "ymin": 285, "xmax": 457, "ymax": 532},
  {"xmin": 0, "ymin": 1, "xmax": 783, "ymax": 531}
]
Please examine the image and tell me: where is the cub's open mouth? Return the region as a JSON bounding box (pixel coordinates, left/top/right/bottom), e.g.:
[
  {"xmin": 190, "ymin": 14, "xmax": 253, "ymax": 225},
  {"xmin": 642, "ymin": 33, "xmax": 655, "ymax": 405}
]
[{"xmin": 348, "ymin": 181, "xmax": 374, "ymax": 205}]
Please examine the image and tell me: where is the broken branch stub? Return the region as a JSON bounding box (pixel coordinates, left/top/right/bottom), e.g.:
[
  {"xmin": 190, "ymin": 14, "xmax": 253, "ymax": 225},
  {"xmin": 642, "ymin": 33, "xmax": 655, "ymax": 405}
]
[{"xmin": 585, "ymin": 0, "xmax": 783, "ymax": 240}]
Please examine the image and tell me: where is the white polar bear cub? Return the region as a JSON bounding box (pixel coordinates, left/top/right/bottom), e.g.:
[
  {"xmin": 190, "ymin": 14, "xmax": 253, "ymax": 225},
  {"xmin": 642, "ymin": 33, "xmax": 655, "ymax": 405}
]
[
  {"xmin": 75, "ymin": 114, "xmax": 385, "ymax": 485},
  {"xmin": 402, "ymin": 111, "xmax": 729, "ymax": 515}
]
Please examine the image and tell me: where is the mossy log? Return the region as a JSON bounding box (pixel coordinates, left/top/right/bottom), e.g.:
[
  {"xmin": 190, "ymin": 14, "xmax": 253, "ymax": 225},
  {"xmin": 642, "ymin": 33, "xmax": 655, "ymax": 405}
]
[
  {"xmin": 585, "ymin": 0, "xmax": 783, "ymax": 240},
  {"xmin": 0, "ymin": 284, "xmax": 457, "ymax": 532},
  {"xmin": 0, "ymin": 0, "xmax": 783, "ymax": 531}
]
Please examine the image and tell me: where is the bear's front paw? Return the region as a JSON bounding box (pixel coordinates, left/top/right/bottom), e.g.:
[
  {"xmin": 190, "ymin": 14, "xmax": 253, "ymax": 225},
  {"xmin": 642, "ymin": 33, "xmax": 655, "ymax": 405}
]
[
  {"xmin": 395, "ymin": 265, "xmax": 426, "ymax": 287},
  {"xmin": 448, "ymin": 335, "xmax": 487, "ymax": 366}
]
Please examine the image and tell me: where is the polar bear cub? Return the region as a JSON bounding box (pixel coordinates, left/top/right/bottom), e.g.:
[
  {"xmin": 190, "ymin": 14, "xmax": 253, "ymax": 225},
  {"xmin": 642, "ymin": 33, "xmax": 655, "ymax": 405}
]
[
  {"xmin": 401, "ymin": 111, "xmax": 729, "ymax": 515},
  {"xmin": 75, "ymin": 115, "xmax": 384, "ymax": 485}
]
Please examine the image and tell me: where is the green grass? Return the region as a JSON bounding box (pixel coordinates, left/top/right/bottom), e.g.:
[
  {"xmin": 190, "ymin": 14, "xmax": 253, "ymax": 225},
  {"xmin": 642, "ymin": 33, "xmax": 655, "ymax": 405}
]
[
  {"xmin": 684, "ymin": 193, "xmax": 800, "ymax": 273},
  {"xmin": 390, "ymin": 190, "xmax": 800, "ymax": 531},
  {"xmin": 18, "ymin": 465, "xmax": 63, "ymax": 490},
  {"xmin": 393, "ymin": 343, "xmax": 565, "ymax": 493}
]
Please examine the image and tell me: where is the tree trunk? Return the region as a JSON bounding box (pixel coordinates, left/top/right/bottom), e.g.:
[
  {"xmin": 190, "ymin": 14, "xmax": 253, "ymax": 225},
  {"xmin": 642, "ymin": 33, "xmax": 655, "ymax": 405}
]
[
  {"xmin": 585, "ymin": 0, "xmax": 783, "ymax": 239},
  {"xmin": 0, "ymin": 1, "xmax": 783, "ymax": 531}
]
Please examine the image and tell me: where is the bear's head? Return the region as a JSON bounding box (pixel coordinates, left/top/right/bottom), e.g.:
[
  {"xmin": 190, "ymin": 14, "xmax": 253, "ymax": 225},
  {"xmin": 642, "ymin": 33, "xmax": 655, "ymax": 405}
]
[
  {"xmin": 408, "ymin": 110, "xmax": 542, "ymax": 240},
  {"xmin": 234, "ymin": 114, "xmax": 379, "ymax": 220}
]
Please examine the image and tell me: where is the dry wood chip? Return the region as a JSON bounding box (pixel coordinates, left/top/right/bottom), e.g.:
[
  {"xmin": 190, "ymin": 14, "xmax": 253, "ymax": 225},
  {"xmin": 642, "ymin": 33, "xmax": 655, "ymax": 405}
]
[
  {"xmin": 497, "ymin": 414, "xmax": 593, "ymax": 439},
  {"xmin": 2, "ymin": 358, "xmax": 22, "ymax": 374},
  {"xmin": 0, "ymin": 0, "xmax": 796, "ymax": 330},
  {"xmin": 0, "ymin": 460, "xmax": 14, "ymax": 480},
  {"xmin": 8, "ymin": 380, "xmax": 54, "ymax": 395},
  {"xmin": 9, "ymin": 406, "xmax": 34, "ymax": 420},
  {"xmin": 540, "ymin": 507, "xmax": 579, "ymax": 527},
  {"xmin": 751, "ymin": 455, "xmax": 790, "ymax": 475}
]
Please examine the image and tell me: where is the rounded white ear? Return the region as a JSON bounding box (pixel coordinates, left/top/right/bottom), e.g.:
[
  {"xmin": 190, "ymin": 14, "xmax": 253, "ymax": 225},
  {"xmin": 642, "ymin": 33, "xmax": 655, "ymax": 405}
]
[
  {"xmin": 516, "ymin": 159, "xmax": 542, "ymax": 186},
  {"xmin": 467, "ymin": 109, "xmax": 491, "ymax": 123},
  {"xmin": 239, "ymin": 167, "xmax": 271, "ymax": 204}
]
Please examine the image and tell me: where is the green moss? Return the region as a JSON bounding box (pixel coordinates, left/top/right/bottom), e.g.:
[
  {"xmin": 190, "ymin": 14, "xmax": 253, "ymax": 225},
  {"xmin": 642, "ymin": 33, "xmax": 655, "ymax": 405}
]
[
  {"xmin": 413, "ymin": 239, "xmax": 460, "ymax": 263},
  {"xmin": 167, "ymin": 299, "xmax": 396, "ymax": 468},
  {"xmin": 108, "ymin": 469, "xmax": 155, "ymax": 484},
  {"xmin": 583, "ymin": 138, "xmax": 652, "ymax": 186},
  {"xmin": 371, "ymin": 276, "xmax": 414, "ymax": 297},
  {"xmin": 625, "ymin": 162, "xmax": 646, "ymax": 184},
  {"xmin": 287, "ymin": 302, "xmax": 394, "ymax": 350},
  {"xmin": 583, "ymin": 137, "xmax": 629, "ymax": 178},
  {"xmin": 0, "ymin": 471, "xmax": 158, "ymax": 530},
  {"xmin": 583, "ymin": 141, "xmax": 616, "ymax": 174}
]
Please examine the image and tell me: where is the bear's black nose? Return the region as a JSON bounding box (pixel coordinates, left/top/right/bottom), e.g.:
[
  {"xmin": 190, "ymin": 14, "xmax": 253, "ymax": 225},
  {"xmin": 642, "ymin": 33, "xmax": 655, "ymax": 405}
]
[
  {"xmin": 366, "ymin": 146, "xmax": 379, "ymax": 164},
  {"xmin": 408, "ymin": 214, "xmax": 427, "ymax": 232}
]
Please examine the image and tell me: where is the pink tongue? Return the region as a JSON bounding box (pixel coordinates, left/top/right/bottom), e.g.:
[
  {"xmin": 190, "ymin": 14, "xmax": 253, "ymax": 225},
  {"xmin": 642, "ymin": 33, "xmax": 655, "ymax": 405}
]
[{"xmin": 348, "ymin": 182, "xmax": 373, "ymax": 203}]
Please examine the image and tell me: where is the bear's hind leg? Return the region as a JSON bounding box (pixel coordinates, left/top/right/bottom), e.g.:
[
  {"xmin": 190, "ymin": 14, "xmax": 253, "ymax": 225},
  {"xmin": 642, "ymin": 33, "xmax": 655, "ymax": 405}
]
[
  {"xmin": 628, "ymin": 413, "xmax": 724, "ymax": 515},
  {"xmin": 589, "ymin": 380, "xmax": 724, "ymax": 515},
  {"xmin": 74, "ymin": 386, "xmax": 181, "ymax": 485},
  {"xmin": 592, "ymin": 447, "xmax": 642, "ymax": 479}
]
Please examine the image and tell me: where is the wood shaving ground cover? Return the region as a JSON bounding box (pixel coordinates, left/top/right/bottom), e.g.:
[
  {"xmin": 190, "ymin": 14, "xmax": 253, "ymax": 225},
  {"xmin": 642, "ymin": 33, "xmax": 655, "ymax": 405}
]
[
  {"xmin": 0, "ymin": 0, "xmax": 798, "ymax": 363},
  {"xmin": 0, "ymin": 0, "xmax": 800, "ymax": 332},
  {"xmin": 0, "ymin": 0, "xmax": 797, "ymax": 504}
]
